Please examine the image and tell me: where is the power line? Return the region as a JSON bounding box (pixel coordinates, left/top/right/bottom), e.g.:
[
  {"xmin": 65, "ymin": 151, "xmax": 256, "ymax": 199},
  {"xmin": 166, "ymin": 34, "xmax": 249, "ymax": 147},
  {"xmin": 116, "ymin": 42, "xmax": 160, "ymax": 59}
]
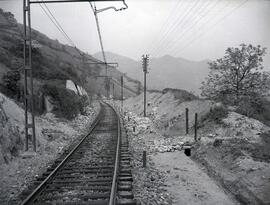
[
  {"xmin": 38, "ymin": 4, "xmax": 68, "ymax": 44},
  {"xmin": 159, "ymin": 0, "xmax": 220, "ymax": 56},
  {"xmin": 151, "ymin": 0, "xmax": 202, "ymax": 57},
  {"xmin": 39, "ymin": 1, "xmax": 99, "ymax": 61},
  {"xmin": 155, "ymin": 1, "xmax": 207, "ymax": 55},
  {"xmin": 148, "ymin": 0, "xmax": 183, "ymax": 54},
  {"xmin": 169, "ymin": 0, "xmax": 233, "ymax": 56},
  {"xmin": 38, "ymin": 1, "xmax": 75, "ymax": 46},
  {"xmin": 174, "ymin": 0, "xmax": 249, "ymax": 56},
  {"xmin": 38, "ymin": 1, "xmax": 105, "ymax": 67},
  {"xmin": 42, "ymin": 3, "xmax": 75, "ymax": 46}
]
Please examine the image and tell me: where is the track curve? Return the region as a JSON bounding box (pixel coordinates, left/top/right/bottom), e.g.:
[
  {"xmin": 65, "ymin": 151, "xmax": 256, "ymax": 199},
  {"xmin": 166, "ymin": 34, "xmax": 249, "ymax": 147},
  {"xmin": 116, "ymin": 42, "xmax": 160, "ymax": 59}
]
[{"xmin": 20, "ymin": 102, "xmax": 136, "ymax": 205}]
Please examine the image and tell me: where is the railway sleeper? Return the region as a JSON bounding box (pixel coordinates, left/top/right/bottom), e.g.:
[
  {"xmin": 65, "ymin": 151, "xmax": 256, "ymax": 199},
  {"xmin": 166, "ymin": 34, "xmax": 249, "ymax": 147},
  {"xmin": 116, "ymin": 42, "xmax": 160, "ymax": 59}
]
[
  {"xmin": 63, "ymin": 166, "xmax": 114, "ymax": 170},
  {"xmin": 57, "ymin": 169, "xmax": 113, "ymax": 174},
  {"xmin": 118, "ymin": 184, "xmax": 133, "ymax": 191},
  {"xmin": 118, "ymin": 176, "xmax": 133, "ymax": 182},
  {"xmin": 39, "ymin": 192, "xmax": 111, "ymax": 201},
  {"xmin": 118, "ymin": 191, "xmax": 134, "ymax": 199},
  {"xmin": 55, "ymin": 173, "xmax": 113, "ymax": 178},
  {"xmin": 51, "ymin": 178, "xmax": 113, "ymax": 183},
  {"xmin": 45, "ymin": 185, "xmax": 112, "ymax": 192},
  {"xmin": 117, "ymin": 198, "xmax": 137, "ymax": 205},
  {"xmin": 119, "ymin": 173, "xmax": 132, "ymax": 178},
  {"xmin": 33, "ymin": 200, "xmax": 109, "ymax": 205}
]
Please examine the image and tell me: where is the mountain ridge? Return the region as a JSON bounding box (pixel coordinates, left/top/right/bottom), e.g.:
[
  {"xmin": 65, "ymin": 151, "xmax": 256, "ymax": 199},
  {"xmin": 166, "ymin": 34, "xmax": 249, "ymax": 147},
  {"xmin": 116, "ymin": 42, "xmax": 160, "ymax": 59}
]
[{"xmin": 93, "ymin": 52, "xmax": 210, "ymax": 94}]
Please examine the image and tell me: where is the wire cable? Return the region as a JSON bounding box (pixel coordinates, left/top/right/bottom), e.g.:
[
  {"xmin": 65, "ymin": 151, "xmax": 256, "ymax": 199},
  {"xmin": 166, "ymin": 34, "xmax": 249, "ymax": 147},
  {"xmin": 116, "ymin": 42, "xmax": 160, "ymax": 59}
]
[
  {"xmin": 174, "ymin": 0, "xmax": 249, "ymax": 56},
  {"xmin": 147, "ymin": 0, "xmax": 184, "ymax": 54},
  {"xmin": 38, "ymin": 4, "xmax": 70, "ymax": 45},
  {"xmin": 151, "ymin": 0, "xmax": 202, "ymax": 56},
  {"xmin": 42, "ymin": 3, "xmax": 75, "ymax": 46},
  {"xmin": 158, "ymin": 0, "xmax": 220, "ymax": 56}
]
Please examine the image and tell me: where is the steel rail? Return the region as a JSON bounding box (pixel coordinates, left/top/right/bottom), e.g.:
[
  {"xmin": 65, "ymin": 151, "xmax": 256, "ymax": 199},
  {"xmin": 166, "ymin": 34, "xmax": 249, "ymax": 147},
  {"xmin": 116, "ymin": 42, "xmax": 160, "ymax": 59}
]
[
  {"xmin": 20, "ymin": 104, "xmax": 103, "ymax": 205},
  {"xmin": 107, "ymin": 102, "xmax": 121, "ymax": 205},
  {"xmin": 30, "ymin": 0, "xmax": 123, "ymax": 3}
]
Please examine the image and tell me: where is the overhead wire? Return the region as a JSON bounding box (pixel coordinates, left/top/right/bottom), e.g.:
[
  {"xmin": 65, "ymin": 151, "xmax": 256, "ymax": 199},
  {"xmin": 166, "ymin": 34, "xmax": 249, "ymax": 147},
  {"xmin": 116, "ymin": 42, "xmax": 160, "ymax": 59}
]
[
  {"xmin": 157, "ymin": 0, "xmax": 220, "ymax": 57},
  {"xmin": 147, "ymin": 0, "xmax": 184, "ymax": 54},
  {"xmin": 38, "ymin": 3, "xmax": 74, "ymax": 46},
  {"xmin": 173, "ymin": 0, "xmax": 249, "ymax": 56},
  {"xmin": 169, "ymin": 0, "xmax": 233, "ymax": 56},
  {"xmin": 151, "ymin": 0, "xmax": 202, "ymax": 57},
  {"xmin": 41, "ymin": 2, "xmax": 75, "ymax": 46}
]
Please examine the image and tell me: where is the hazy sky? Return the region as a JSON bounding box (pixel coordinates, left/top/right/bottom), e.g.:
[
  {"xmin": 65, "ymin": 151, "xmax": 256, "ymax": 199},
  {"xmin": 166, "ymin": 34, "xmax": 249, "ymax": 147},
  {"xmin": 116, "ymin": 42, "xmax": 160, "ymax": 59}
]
[{"xmin": 1, "ymin": 0, "xmax": 270, "ymax": 68}]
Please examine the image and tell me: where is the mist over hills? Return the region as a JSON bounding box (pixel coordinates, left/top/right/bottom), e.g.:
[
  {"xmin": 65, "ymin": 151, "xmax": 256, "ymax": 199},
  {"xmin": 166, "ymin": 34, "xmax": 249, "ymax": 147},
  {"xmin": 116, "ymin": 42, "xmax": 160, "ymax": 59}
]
[{"xmin": 93, "ymin": 52, "xmax": 210, "ymax": 94}]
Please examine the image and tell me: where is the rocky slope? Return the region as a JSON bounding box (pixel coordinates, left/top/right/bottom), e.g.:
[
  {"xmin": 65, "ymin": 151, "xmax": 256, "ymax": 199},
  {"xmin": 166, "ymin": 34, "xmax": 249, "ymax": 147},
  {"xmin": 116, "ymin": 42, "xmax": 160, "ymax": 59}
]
[
  {"xmin": 123, "ymin": 88, "xmax": 213, "ymax": 136},
  {"xmin": 0, "ymin": 91, "xmax": 100, "ymax": 204},
  {"xmin": 119, "ymin": 88, "xmax": 270, "ymax": 205}
]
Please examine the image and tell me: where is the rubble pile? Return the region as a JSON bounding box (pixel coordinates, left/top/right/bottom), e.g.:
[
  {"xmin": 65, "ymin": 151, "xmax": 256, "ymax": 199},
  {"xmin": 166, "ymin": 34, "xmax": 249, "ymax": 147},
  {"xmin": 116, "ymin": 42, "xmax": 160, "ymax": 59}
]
[
  {"xmin": 124, "ymin": 111, "xmax": 194, "ymax": 153},
  {"xmin": 124, "ymin": 112, "xmax": 156, "ymax": 135}
]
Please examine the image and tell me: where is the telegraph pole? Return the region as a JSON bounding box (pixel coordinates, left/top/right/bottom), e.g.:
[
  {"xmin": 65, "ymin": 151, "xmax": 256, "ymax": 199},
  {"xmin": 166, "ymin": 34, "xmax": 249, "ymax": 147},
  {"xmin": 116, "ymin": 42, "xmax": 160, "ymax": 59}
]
[
  {"xmin": 23, "ymin": 0, "xmax": 127, "ymax": 152},
  {"xmin": 23, "ymin": 0, "xmax": 36, "ymax": 152},
  {"xmin": 142, "ymin": 54, "xmax": 149, "ymax": 117}
]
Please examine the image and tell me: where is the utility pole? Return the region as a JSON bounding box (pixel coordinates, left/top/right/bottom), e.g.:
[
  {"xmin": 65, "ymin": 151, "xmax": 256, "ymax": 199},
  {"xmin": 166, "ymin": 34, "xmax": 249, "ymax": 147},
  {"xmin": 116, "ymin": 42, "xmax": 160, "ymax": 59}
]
[
  {"xmin": 142, "ymin": 54, "xmax": 149, "ymax": 117},
  {"xmin": 23, "ymin": 0, "xmax": 127, "ymax": 152},
  {"xmin": 121, "ymin": 75, "xmax": 123, "ymax": 110},
  {"xmin": 23, "ymin": 0, "xmax": 36, "ymax": 152},
  {"xmin": 90, "ymin": 3, "xmax": 109, "ymax": 98}
]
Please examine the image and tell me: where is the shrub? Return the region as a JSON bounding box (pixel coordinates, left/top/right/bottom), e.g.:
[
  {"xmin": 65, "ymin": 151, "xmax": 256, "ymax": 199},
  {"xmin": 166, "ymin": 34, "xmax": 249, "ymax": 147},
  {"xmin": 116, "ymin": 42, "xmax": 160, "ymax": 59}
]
[
  {"xmin": 42, "ymin": 84, "xmax": 88, "ymax": 119},
  {"xmin": 236, "ymin": 96, "xmax": 270, "ymax": 126},
  {"xmin": 2, "ymin": 70, "xmax": 21, "ymax": 98}
]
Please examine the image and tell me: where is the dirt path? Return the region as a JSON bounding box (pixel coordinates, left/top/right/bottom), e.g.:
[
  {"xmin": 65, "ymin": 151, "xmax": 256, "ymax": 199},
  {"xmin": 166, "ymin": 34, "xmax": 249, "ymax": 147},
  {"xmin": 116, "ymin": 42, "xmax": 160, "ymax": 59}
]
[{"xmin": 152, "ymin": 152, "xmax": 240, "ymax": 205}]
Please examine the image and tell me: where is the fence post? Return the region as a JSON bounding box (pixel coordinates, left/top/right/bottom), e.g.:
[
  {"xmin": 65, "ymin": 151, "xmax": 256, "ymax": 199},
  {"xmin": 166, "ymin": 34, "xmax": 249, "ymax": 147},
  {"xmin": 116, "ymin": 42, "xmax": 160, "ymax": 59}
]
[
  {"xmin": 186, "ymin": 108, "xmax": 189, "ymax": 134},
  {"xmin": 194, "ymin": 113, "xmax": 198, "ymax": 141}
]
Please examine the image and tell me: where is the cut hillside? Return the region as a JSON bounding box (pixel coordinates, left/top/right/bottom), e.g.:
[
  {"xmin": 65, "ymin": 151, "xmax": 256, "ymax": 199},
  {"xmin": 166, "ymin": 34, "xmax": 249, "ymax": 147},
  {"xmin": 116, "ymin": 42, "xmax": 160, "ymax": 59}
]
[
  {"xmin": 192, "ymin": 111, "xmax": 270, "ymax": 205},
  {"xmin": 122, "ymin": 88, "xmax": 270, "ymax": 205},
  {"xmin": 94, "ymin": 52, "xmax": 209, "ymax": 94},
  {"xmin": 0, "ymin": 91, "xmax": 100, "ymax": 204},
  {"xmin": 0, "ymin": 8, "xmax": 140, "ymax": 105},
  {"xmin": 124, "ymin": 88, "xmax": 213, "ymax": 136}
]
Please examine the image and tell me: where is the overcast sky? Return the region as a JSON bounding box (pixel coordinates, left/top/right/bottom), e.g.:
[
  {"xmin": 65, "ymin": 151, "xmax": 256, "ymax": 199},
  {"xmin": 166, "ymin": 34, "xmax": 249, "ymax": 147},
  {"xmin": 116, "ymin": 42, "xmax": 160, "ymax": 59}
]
[{"xmin": 1, "ymin": 0, "xmax": 270, "ymax": 68}]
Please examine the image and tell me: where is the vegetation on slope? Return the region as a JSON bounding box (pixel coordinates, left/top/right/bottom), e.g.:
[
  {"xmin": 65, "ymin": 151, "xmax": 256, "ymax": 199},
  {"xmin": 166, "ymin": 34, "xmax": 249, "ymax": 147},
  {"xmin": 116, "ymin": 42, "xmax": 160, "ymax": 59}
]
[
  {"xmin": 201, "ymin": 44, "xmax": 270, "ymax": 125},
  {"xmin": 0, "ymin": 8, "xmax": 140, "ymax": 119}
]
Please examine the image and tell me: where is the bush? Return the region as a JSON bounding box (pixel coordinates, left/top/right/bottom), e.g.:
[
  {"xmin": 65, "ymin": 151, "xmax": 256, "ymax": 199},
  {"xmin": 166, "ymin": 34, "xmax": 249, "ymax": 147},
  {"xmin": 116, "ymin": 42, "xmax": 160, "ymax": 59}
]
[
  {"xmin": 2, "ymin": 70, "xmax": 21, "ymax": 98},
  {"xmin": 236, "ymin": 96, "xmax": 270, "ymax": 126},
  {"xmin": 42, "ymin": 84, "xmax": 88, "ymax": 119}
]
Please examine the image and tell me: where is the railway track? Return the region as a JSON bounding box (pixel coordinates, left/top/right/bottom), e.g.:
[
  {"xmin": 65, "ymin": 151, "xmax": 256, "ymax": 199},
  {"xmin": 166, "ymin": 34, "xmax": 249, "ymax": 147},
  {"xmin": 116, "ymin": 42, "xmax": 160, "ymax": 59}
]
[{"xmin": 19, "ymin": 102, "xmax": 136, "ymax": 205}]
